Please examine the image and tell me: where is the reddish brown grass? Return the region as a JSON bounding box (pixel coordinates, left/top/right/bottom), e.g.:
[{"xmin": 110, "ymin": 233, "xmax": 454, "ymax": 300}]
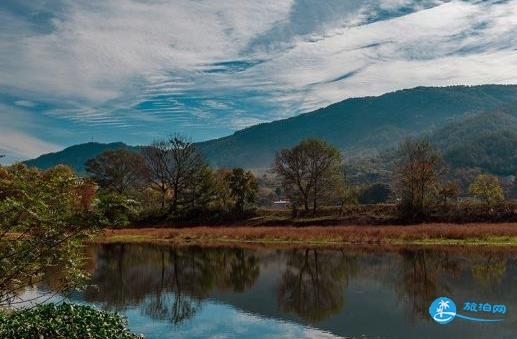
[{"xmin": 100, "ymin": 223, "xmax": 517, "ymax": 245}]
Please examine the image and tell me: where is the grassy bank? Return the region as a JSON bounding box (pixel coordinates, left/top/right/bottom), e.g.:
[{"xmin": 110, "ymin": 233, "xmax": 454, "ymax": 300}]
[{"xmin": 96, "ymin": 223, "xmax": 517, "ymax": 246}]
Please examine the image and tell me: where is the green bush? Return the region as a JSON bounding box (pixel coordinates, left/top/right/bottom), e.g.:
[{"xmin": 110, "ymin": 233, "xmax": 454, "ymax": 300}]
[
  {"xmin": 0, "ymin": 303, "xmax": 140, "ymax": 338},
  {"xmin": 95, "ymin": 193, "xmax": 140, "ymax": 228}
]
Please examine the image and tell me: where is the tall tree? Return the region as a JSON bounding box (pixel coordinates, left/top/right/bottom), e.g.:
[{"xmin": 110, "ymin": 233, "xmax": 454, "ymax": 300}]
[
  {"xmin": 273, "ymin": 139, "xmax": 343, "ymax": 216},
  {"xmin": 85, "ymin": 149, "xmax": 147, "ymax": 195},
  {"xmin": 213, "ymin": 169, "xmax": 233, "ymax": 212},
  {"xmin": 163, "ymin": 135, "xmax": 206, "ymax": 214},
  {"xmin": 141, "ymin": 141, "xmax": 170, "ymax": 210},
  {"xmin": 227, "ymin": 168, "xmax": 258, "ymax": 215},
  {"xmin": 394, "ymin": 138, "xmax": 445, "ymax": 217}
]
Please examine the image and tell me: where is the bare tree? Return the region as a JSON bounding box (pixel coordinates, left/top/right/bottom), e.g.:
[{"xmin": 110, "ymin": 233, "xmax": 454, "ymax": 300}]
[
  {"xmin": 142, "ymin": 141, "xmax": 170, "ymax": 210},
  {"xmin": 273, "ymin": 139, "xmax": 343, "ymax": 216},
  {"xmin": 394, "ymin": 138, "xmax": 446, "ymax": 217},
  {"xmin": 165, "ymin": 135, "xmax": 204, "ymax": 213}
]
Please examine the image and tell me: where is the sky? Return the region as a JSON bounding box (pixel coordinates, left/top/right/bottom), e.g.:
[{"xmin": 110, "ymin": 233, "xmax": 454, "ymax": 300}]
[{"xmin": 1, "ymin": 0, "xmax": 517, "ymax": 163}]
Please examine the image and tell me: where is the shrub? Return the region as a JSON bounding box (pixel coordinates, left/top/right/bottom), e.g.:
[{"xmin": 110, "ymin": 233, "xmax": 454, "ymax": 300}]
[
  {"xmin": 0, "ymin": 303, "xmax": 140, "ymax": 338},
  {"xmin": 95, "ymin": 193, "xmax": 140, "ymax": 228}
]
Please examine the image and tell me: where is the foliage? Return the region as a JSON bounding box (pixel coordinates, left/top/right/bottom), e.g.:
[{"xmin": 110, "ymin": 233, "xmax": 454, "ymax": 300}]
[
  {"xmin": 0, "ymin": 164, "xmax": 95, "ymax": 305},
  {"xmin": 431, "ymin": 109, "xmax": 517, "ymax": 176},
  {"xmin": 85, "ymin": 149, "xmax": 148, "ymax": 195},
  {"xmin": 95, "ymin": 193, "xmax": 140, "ymax": 228},
  {"xmin": 227, "ymin": 168, "xmax": 258, "ymax": 214},
  {"xmin": 469, "ymin": 174, "xmax": 505, "ymax": 205},
  {"xmin": 0, "ymin": 303, "xmax": 140, "ymax": 338},
  {"xmin": 394, "ymin": 138, "xmax": 446, "ymax": 218},
  {"xmin": 212, "ymin": 169, "xmax": 234, "ymax": 212},
  {"xmin": 274, "ymin": 139, "xmax": 343, "ymax": 215}
]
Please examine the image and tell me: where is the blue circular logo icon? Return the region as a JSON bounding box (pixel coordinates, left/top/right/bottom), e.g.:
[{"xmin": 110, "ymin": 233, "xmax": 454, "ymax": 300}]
[{"xmin": 429, "ymin": 297, "xmax": 456, "ymax": 324}]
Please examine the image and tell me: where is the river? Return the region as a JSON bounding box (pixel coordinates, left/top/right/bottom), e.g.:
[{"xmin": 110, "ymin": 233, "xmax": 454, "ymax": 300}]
[{"xmin": 27, "ymin": 244, "xmax": 517, "ymax": 338}]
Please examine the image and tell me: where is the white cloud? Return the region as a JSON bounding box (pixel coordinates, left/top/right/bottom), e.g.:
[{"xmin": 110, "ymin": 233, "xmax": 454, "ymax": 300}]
[
  {"xmin": 0, "ymin": 0, "xmax": 294, "ymax": 105},
  {"xmin": 0, "ymin": 105, "xmax": 61, "ymax": 163},
  {"xmin": 1, "ymin": 0, "xmax": 517, "ymax": 155},
  {"xmin": 246, "ymin": 0, "xmax": 517, "ymax": 111},
  {"xmin": 0, "ymin": 129, "xmax": 60, "ymax": 163}
]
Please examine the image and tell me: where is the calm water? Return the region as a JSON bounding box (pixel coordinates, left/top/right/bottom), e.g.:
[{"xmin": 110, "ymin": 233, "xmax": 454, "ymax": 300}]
[{"xmin": 34, "ymin": 244, "xmax": 517, "ymax": 338}]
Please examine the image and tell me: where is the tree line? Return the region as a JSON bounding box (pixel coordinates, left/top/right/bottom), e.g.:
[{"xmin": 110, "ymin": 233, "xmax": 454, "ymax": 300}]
[
  {"xmin": 85, "ymin": 135, "xmax": 258, "ymax": 226},
  {"xmin": 80, "ymin": 134, "xmax": 512, "ymax": 224}
]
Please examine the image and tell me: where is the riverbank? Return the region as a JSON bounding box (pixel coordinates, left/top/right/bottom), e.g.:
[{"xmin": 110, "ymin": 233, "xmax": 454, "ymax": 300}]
[{"xmin": 96, "ymin": 223, "xmax": 517, "ymax": 246}]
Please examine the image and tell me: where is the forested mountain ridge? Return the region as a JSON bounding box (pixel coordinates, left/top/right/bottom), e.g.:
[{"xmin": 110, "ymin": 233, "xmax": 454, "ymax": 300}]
[
  {"xmin": 24, "ymin": 84, "xmax": 517, "ymax": 174},
  {"xmin": 431, "ymin": 103, "xmax": 517, "ymax": 176},
  {"xmin": 197, "ymin": 85, "xmax": 517, "ymax": 168}
]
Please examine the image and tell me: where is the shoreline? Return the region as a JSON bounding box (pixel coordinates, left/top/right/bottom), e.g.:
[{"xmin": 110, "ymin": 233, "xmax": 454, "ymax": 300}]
[{"xmin": 94, "ymin": 223, "xmax": 517, "ymax": 247}]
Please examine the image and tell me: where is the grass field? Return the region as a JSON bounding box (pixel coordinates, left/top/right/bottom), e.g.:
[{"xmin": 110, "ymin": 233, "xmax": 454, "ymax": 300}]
[{"xmin": 97, "ymin": 223, "xmax": 517, "ymax": 246}]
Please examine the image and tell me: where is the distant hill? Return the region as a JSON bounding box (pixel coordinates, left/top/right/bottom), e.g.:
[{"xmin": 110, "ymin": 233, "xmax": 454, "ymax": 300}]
[
  {"xmin": 24, "ymin": 84, "xmax": 517, "ymax": 173},
  {"xmin": 197, "ymin": 85, "xmax": 517, "ymax": 168},
  {"xmin": 430, "ymin": 103, "xmax": 517, "ymax": 176},
  {"xmin": 24, "ymin": 142, "xmax": 135, "ymax": 174}
]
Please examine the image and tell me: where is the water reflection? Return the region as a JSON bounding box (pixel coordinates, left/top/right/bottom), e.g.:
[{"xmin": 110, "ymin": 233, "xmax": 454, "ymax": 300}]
[
  {"xmin": 51, "ymin": 244, "xmax": 517, "ymax": 338},
  {"xmin": 395, "ymin": 249, "xmax": 460, "ymax": 320},
  {"xmin": 82, "ymin": 245, "xmax": 260, "ymax": 324},
  {"xmin": 278, "ymin": 249, "xmax": 357, "ymax": 322}
]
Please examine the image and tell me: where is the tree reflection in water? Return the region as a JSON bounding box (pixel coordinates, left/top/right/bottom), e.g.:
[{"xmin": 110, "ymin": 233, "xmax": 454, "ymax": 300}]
[
  {"xmin": 277, "ymin": 249, "xmax": 358, "ymax": 323},
  {"xmin": 72, "ymin": 244, "xmax": 515, "ymax": 327},
  {"xmin": 82, "ymin": 244, "xmax": 259, "ymax": 325},
  {"xmin": 471, "ymin": 254, "xmax": 507, "ymax": 289},
  {"xmin": 394, "ymin": 249, "xmax": 460, "ymax": 320}
]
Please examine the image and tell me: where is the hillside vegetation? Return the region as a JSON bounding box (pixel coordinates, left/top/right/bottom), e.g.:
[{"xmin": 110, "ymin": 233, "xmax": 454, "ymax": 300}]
[{"xmin": 198, "ymin": 85, "xmax": 517, "ymax": 168}]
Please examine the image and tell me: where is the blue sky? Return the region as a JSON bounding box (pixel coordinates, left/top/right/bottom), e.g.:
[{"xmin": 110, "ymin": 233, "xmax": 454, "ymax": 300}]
[{"xmin": 1, "ymin": 0, "xmax": 517, "ymax": 163}]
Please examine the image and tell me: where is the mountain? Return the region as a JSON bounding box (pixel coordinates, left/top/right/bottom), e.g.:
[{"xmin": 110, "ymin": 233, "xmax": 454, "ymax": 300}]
[
  {"xmin": 430, "ymin": 103, "xmax": 517, "ymax": 176},
  {"xmin": 24, "ymin": 142, "xmax": 135, "ymax": 174},
  {"xmin": 24, "ymin": 84, "xmax": 517, "ymax": 173},
  {"xmin": 197, "ymin": 85, "xmax": 517, "ymax": 168}
]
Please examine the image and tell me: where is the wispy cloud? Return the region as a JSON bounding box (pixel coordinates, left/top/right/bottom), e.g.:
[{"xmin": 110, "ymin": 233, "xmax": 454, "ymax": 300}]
[
  {"xmin": 1, "ymin": 0, "xmax": 517, "ymax": 160},
  {"xmin": 0, "ymin": 105, "xmax": 60, "ymax": 163}
]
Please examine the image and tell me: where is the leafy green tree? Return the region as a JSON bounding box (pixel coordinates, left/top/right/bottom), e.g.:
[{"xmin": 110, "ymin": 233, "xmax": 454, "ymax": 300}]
[
  {"xmin": 95, "ymin": 193, "xmax": 140, "ymax": 228},
  {"xmin": 85, "ymin": 149, "xmax": 148, "ymax": 195},
  {"xmin": 394, "ymin": 138, "xmax": 446, "ymax": 218},
  {"xmin": 185, "ymin": 164, "xmax": 216, "ymax": 211},
  {"xmin": 227, "ymin": 168, "xmax": 258, "ymax": 215},
  {"xmin": 469, "ymin": 174, "xmax": 505, "ymax": 205},
  {"xmin": 273, "ymin": 139, "xmax": 343, "ymax": 216},
  {"xmin": 0, "ymin": 164, "xmax": 96, "ymax": 305},
  {"xmin": 212, "ymin": 169, "xmax": 233, "ymax": 212}
]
